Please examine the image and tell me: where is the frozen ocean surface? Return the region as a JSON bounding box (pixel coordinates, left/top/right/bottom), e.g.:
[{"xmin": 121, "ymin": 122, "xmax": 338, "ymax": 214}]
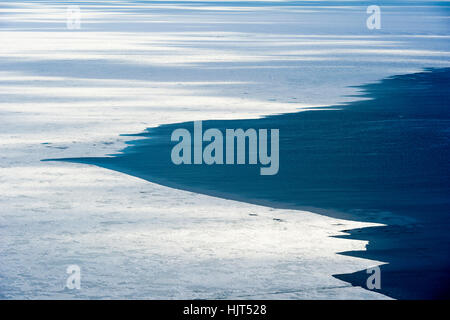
[
  {"xmin": 1, "ymin": 0, "xmax": 449, "ymax": 299},
  {"xmin": 60, "ymin": 68, "xmax": 450, "ymax": 299}
]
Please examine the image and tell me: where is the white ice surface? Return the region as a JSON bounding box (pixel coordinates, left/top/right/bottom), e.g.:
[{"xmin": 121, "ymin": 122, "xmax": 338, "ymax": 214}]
[{"xmin": 1, "ymin": 0, "xmax": 448, "ymax": 299}]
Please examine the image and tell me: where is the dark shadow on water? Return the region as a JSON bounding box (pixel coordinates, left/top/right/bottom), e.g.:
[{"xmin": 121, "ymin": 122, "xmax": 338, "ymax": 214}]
[{"xmin": 44, "ymin": 68, "xmax": 450, "ymax": 299}]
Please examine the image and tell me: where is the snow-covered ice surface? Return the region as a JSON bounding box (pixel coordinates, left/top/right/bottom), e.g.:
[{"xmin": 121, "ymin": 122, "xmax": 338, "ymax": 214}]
[{"xmin": 0, "ymin": 0, "xmax": 449, "ymax": 299}]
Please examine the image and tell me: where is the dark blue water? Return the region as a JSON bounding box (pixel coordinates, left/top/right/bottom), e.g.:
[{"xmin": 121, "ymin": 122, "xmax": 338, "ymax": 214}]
[{"xmin": 46, "ymin": 68, "xmax": 450, "ymax": 299}]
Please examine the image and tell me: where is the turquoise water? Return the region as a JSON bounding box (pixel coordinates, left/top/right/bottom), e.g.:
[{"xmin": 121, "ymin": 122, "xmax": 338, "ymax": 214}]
[{"xmin": 46, "ymin": 68, "xmax": 450, "ymax": 299}]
